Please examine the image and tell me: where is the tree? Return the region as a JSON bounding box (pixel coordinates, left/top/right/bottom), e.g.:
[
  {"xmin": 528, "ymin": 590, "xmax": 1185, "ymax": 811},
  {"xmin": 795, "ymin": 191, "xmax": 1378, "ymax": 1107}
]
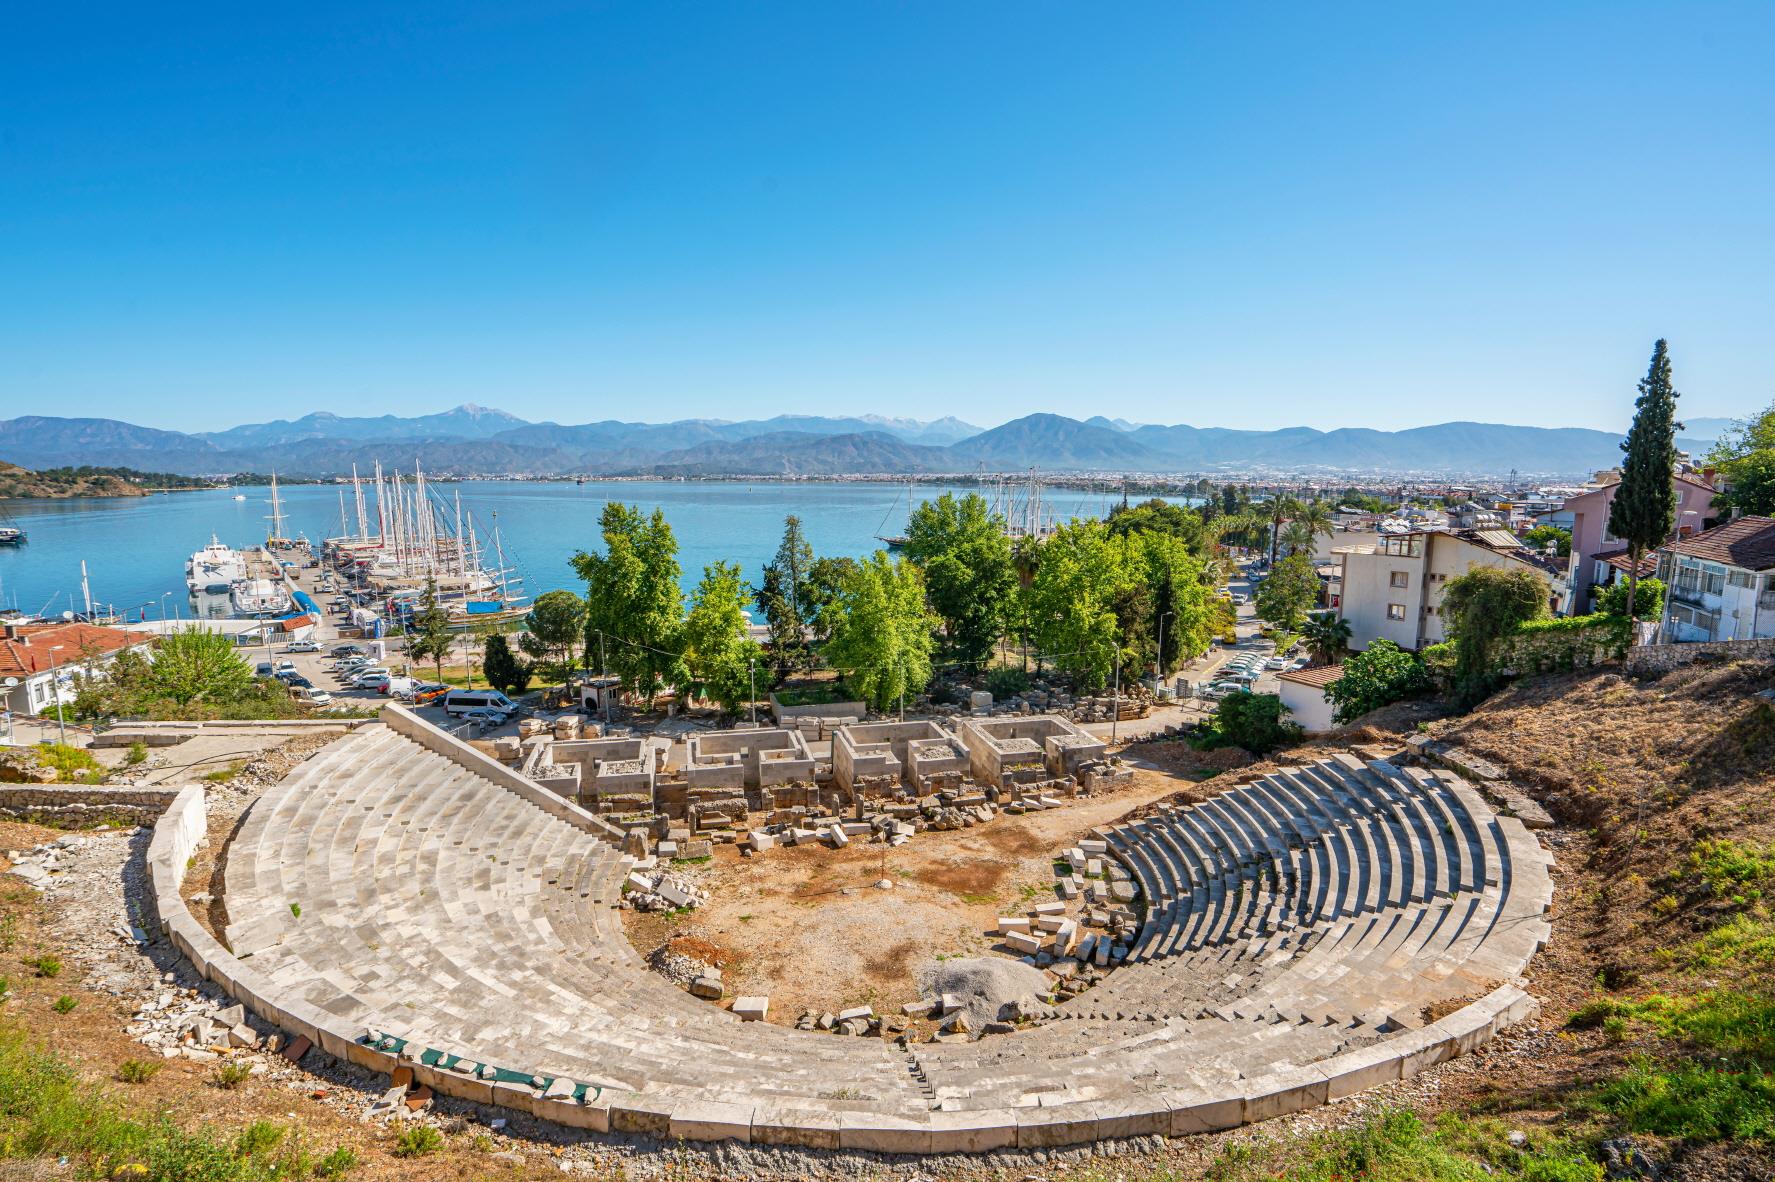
[
  {"xmin": 1279, "ymin": 520, "xmax": 1316, "ymax": 557},
  {"xmin": 1595, "ymin": 576, "xmax": 1665, "ymax": 621},
  {"xmin": 519, "ymin": 590, "xmax": 587, "ymax": 681},
  {"xmin": 1106, "ymin": 498, "xmax": 1204, "ymax": 546},
  {"xmin": 1265, "ymin": 495, "xmax": 1302, "ymax": 565},
  {"xmin": 404, "ymin": 580, "xmax": 455, "ymax": 681},
  {"xmin": 1608, "ymin": 340, "xmax": 1683, "ymax": 621},
  {"xmin": 1301, "ymin": 611, "xmax": 1353, "ymax": 666},
  {"xmin": 1715, "ymin": 448, "xmax": 1775, "ymax": 518},
  {"xmin": 1297, "ymin": 500, "xmax": 1334, "ymax": 544},
  {"xmin": 1255, "ymin": 553, "xmax": 1321, "ymax": 631},
  {"xmin": 1522, "ymin": 524, "xmax": 1573, "ymax": 558},
  {"xmin": 1441, "ymin": 566, "xmax": 1549, "ymax": 706},
  {"xmin": 143, "ymin": 628, "xmax": 254, "ymax": 706},
  {"xmin": 1025, "ymin": 521, "xmax": 1126, "ymax": 689},
  {"xmin": 905, "ymin": 492, "xmax": 1017, "ymax": 670},
  {"xmin": 573, "ymin": 503, "xmax": 687, "ymax": 706},
  {"xmin": 823, "ymin": 552, "xmax": 936, "ymax": 713},
  {"xmin": 803, "ymin": 556, "xmax": 857, "ymax": 648},
  {"xmin": 1134, "ymin": 530, "xmax": 1216, "ymax": 675},
  {"xmin": 481, "ymin": 633, "xmax": 532, "ymax": 697},
  {"xmin": 682, "ymin": 561, "xmax": 765, "ymax": 714},
  {"xmin": 759, "ymin": 516, "xmax": 815, "ymax": 678},
  {"xmin": 1322, "ymin": 640, "xmax": 1430, "ymax": 725},
  {"xmin": 1704, "ymin": 398, "xmax": 1775, "ymax": 467}
]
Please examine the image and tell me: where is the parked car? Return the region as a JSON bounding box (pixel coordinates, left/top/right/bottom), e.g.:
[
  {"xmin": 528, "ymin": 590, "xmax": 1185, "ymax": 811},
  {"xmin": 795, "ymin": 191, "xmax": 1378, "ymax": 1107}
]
[
  {"xmin": 255, "ymin": 662, "xmax": 276, "ymax": 678},
  {"xmin": 286, "ymin": 675, "xmax": 314, "ymax": 690},
  {"xmin": 282, "ymin": 640, "xmax": 321, "ymax": 653},
  {"xmin": 329, "ymin": 644, "xmax": 363, "ymax": 658},
  {"xmin": 354, "ymin": 671, "xmax": 393, "ymax": 692},
  {"xmin": 272, "ymin": 660, "xmax": 296, "ymax": 675},
  {"xmin": 273, "ymin": 669, "xmax": 302, "ymax": 683},
  {"xmin": 459, "ymin": 706, "xmax": 510, "ymax": 730},
  {"xmin": 1265, "ymin": 656, "xmax": 1288, "ymax": 670},
  {"xmin": 291, "ymin": 685, "xmax": 333, "ymax": 706}
]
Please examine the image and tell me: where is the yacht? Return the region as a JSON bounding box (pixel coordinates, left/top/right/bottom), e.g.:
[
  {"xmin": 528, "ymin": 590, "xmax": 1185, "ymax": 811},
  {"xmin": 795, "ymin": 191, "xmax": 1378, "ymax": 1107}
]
[
  {"xmin": 231, "ymin": 578, "xmax": 292, "ymax": 617},
  {"xmin": 0, "ymin": 526, "xmax": 24, "ymax": 547},
  {"xmin": 186, "ymin": 535, "xmax": 247, "ymax": 592}
]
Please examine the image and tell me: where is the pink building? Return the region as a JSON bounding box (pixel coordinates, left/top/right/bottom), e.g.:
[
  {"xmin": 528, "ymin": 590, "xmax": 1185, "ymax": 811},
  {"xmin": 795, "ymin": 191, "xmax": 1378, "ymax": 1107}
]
[{"xmin": 1559, "ymin": 474, "xmax": 1718, "ymax": 613}]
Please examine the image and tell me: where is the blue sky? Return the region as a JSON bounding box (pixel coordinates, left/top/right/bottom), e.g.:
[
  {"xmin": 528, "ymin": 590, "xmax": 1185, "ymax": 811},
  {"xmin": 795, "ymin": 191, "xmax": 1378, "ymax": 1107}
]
[{"xmin": 3, "ymin": 2, "xmax": 1771, "ymax": 433}]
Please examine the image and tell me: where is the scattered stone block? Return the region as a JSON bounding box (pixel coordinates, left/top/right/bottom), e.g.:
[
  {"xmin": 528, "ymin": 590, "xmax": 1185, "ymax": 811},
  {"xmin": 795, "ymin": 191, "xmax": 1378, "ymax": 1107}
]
[
  {"xmin": 1005, "ymin": 931, "xmax": 1042, "ymax": 955},
  {"xmin": 732, "ymin": 996, "xmax": 769, "ymax": 1022},
  {"xmin": 997, "ymin": 917, "xmax": 1031, "ymax": 935},
  {"xmin": 690, "ymin": 976, "xmax": 725, "ymax": 1000}
]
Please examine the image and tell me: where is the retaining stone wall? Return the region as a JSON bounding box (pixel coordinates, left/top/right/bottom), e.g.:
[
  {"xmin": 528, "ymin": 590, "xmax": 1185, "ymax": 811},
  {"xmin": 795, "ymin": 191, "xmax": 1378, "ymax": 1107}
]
[
  {"xmin": 1625, "ymin": 636, "xmax": 1775, "ymax": 675},
  {"xmin": 0, "ymin": 785, "xmax": 180, "ymax": 825}
]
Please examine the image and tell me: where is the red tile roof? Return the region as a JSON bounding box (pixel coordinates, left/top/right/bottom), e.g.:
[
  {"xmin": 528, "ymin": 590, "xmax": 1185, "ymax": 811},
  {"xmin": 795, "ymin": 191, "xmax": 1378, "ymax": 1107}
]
[
  {"xmin": 1278, "ymin": 664, "xmax": 1344, "ymax": 689},
  {"xmin": 1593, "ymin": 547, "xmax": 1660, "ymax": 577},
  {"xmin": 1662, "ymin": 516, "xmax": 1775, "ymax": 572},
  {"xmin": 0, "ymin": 622, "xmax": 149, "ymax": 679}
]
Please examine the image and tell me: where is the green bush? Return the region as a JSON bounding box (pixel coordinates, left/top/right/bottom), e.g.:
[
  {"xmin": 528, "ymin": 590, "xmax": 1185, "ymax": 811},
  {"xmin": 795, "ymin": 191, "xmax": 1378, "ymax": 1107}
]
[
  {"xmin": 1594, "ymin": 577, "xmax": 1665, "ymax": 621},
  {"xmin": 211, "ymin": 1060, "xmax": 253, "ymax": 1089},
  {"xmin": 233, "ymin": 1120, "xmax": 286, "ymax": 1157},
  {"xmin": 50, "ymin": 996, "xmax": 76, "ymax": 1014},
  {"xmin": 984, "ymin": 665, "xmax": 1031, "ymax": 698},
  {"xmin": 29, "ymin": 955, "xmax": 61, "ymax": 978},
  {"xmin": 114, "ymin": 1058, "xmax": 163, "ymax": 1084},
  {"xmin": 32, "ymin": 743, "xmax": 103, "ymax": 783},
  {"xmin": 392, "ymin": 1125, "xmax": 445, "ymax": 1157},
  {"xmin": 315, "ymin": 1145, "xmax": 360, "ymax": 1176},
  {"xmin": 125, "ymin": 740, "xmax": 149, "ymax": 766},
  {"xmin": 1323, "ymin": 639, "xmax": 1430, "ymax": 725},
  {"xmin": 1194, "ymin": 691, "xmax": 1300, "ymax": 756}
]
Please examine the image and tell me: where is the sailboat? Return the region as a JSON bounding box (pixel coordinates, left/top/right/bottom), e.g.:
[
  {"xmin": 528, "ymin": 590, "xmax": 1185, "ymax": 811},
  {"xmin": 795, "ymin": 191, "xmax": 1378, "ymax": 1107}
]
[
  {"xmin": 264, "ymin": 472, "xmax": 296, "ymax": 549},
  {"xmin": 874, "ymin": 477, "xmax": 913, "ymax": 549},
  {"xmin": 0, "ymin": 504, "xmax": 25, "ymax": 546}
]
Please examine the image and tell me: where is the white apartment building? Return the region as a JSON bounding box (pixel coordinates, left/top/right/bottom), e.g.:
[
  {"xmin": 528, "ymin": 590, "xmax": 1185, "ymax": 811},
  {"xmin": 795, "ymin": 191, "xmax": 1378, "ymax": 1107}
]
[
  {"xmin": 1655, "ymin": 516, "xmax": 1775, "ymax": 643},
  {"xmin": 1332, "ymin": 529, "xmax": 1562, "ymax": 653}
]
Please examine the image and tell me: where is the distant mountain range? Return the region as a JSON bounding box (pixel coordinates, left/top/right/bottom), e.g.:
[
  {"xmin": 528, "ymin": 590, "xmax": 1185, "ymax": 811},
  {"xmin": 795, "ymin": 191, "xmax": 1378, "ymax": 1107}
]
[{"xmin": 0, "ymin": 406, "xmax": 1729, "ymax": 480}]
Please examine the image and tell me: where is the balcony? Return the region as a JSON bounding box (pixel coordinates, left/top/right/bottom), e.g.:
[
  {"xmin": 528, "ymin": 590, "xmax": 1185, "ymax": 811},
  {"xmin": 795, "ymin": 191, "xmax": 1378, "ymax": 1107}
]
[{"xmin": 1670, "ymin": 582, "xmax": 1713, "ymax": 608}]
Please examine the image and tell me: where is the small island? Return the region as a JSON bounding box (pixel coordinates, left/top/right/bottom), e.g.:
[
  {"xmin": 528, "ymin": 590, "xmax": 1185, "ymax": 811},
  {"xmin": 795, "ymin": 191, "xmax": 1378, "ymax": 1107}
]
[{"xmin": 0, "ymin": 462, "xmax": 231, "ymax": 499}]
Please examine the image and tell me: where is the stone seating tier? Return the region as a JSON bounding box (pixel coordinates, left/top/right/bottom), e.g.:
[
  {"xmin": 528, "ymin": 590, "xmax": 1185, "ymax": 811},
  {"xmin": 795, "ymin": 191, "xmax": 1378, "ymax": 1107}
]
[{"xmin": 163, "ymin": 722, "xmax": 1550, "ymax": 1154}]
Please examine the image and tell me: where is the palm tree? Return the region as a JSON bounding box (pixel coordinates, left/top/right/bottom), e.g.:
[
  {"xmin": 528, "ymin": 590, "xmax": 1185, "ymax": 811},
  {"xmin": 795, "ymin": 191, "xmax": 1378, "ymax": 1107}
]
[
  {"xmin": 1279, "ymin": 520, "xmax": 1315, "ymax": 557},
  {"xmin": 1266, "ymin": 495, "xmax": 1302, "ymax": 565},
  {"xmin": 1301, "ymin": 611, "xmax": 1352, "ymax": 666},
  {"xmin": 1298, "ymin": 500, "xmax": 1334, "ymax": 543}
]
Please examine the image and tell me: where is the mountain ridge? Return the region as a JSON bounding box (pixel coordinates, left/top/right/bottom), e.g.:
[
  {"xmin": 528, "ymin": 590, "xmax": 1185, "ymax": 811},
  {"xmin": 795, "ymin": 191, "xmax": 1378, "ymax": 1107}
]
[{"xmin": 0, "ymin": 409, "xmax": 1721, "ymax": 479}]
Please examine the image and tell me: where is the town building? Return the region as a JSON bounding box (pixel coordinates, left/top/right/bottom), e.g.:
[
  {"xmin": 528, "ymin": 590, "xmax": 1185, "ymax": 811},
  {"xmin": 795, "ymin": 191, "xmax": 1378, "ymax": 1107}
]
[
  {"xmin": 1654, "ymin": 516, "xmax": 1775, "ymax": 643},
  {"xmin": 0, "ymin": 620, "xmax": 153, "ymax": 720},
  {"xmin": 1332, "ymin": 529, "xmax": 1563, "ymax": 652},
  {"xmin": 1277, "ymin": 664, "xmax": 1343, "ymax": 732},
  {"xmin": 1557, "ymin": 473, "xmax": 1718, "ymax": 613}
]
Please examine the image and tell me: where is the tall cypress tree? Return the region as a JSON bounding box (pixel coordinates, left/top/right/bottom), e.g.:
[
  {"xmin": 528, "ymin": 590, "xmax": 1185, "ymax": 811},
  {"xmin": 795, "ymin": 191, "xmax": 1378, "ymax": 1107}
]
[{"xmin": 1607, "ymin": 340, "xmax": 1683, "ymax": 621}]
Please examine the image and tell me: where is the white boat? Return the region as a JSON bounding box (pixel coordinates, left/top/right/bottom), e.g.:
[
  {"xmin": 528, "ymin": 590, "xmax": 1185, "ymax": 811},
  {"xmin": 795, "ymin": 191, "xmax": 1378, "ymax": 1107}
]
[
  {"xmin": 186, "ymin": 535, "xmax": 247, "ymax": 592},
  {"xmin": 232, "ymin": 494, "xmax": 246, "ymax": 501},
  {"xmin": 231, "ymin": 578, "xmax": 292, "ymax": 617}
]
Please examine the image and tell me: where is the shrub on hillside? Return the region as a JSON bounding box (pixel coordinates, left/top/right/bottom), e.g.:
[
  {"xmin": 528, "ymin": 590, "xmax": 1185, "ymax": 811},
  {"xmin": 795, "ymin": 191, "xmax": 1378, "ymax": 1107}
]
[
  {"xmin": 1193, "ymin": 691, "xmax": 1300, "ymax": 756},
  {"xmin": 1323, "ymin": 640, "xmax": 1430, "ymax": 725}
]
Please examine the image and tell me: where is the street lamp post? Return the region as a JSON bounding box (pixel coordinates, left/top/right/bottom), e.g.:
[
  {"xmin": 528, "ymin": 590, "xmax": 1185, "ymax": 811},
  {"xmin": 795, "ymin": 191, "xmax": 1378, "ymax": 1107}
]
[
  {"xmin": 748, "ymin": 659, "xmax": 757, "ymax": 726},
  {"xmin": 1, "ymin": 678, "xmax": 16, "ymax": 745},
  {"xmin": 1111, "ymin": 650, "xmax": 1121, "ymax": 744},
  {"xmin": 160, "ymin": 592, "xmax": 171, "ymax": 625}
]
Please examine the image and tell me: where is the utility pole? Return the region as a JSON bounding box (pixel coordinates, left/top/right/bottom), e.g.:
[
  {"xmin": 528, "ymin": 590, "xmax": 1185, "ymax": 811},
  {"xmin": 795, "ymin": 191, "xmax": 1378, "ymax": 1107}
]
[
  {"xmin": 598, "ymin": 629, "xmax": 611, "ymax": 727},
  {"xmin": 47, "ymin": 646, "xmax": 67, "ymax": 746},
  {"xmin": 748, "ymin": 658, "xmax": 757, "ymax": 726},
  {"xmin": 1111, "ymin": 644, "xmax": 1121, "ymax": 744},
  {"xmin": 1157, "ymin": 610, "xmax": 1175, "ymax": 699}
]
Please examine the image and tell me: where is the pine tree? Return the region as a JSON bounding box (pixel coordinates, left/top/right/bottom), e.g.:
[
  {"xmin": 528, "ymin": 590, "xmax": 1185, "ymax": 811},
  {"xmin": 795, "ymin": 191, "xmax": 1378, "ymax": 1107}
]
[
  {"xmin": 404, "ymin": 580, "xmax": 456, "ymax": 681},
  {"xmin": 1607, "ymin": 340, "xmax": 1683, "ymax": 621},
  {"xmin": 481, "ymin": 633, "xmax": 532, "ymax": 697}
]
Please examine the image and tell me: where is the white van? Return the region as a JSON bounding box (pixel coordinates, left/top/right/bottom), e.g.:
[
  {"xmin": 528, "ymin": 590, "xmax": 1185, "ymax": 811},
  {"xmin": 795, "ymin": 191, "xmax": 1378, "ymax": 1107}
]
[{"xmin": 443, "ymin": 689, "xmax": 516, "ymax": 717}]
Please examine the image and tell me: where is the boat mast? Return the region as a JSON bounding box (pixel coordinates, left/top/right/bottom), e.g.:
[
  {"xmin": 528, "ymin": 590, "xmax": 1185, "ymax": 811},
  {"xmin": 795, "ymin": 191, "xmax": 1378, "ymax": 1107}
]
[
  {"xmin": 266, "ymin": 471, "xmax": 287, "ymax": 545},
  {"xmin": 352, "ymin": 464, "xmax": 369, "ymax": 542},
  {"xmin": 80, "ymin": 560, "xmax": 93, "ymax": 618}
]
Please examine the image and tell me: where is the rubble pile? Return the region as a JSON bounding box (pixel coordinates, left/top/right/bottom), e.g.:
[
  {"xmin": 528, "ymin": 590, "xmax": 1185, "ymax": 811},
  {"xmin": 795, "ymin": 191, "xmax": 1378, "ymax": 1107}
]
[{"xmin": 619, "ymin": 866, "xmax": 709, "ymax": 912}]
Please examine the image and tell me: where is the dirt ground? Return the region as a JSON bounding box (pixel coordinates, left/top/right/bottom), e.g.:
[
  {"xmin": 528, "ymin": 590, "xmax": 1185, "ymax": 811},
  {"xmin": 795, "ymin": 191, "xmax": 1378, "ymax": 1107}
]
[{"xmin": 623, "ymin": 762, "xmax": 1211, "ymax": 1024}]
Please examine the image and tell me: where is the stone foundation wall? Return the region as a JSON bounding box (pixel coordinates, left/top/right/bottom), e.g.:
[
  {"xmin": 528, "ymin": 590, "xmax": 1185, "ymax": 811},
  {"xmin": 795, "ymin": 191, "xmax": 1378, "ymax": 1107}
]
[
  {"xmin": 1625, "ymin": 636, "xmax": 1775, "ymax": 674},
  {"xmin": 0, "ymin": 784, "xmax": 180, "ymax": 826}
]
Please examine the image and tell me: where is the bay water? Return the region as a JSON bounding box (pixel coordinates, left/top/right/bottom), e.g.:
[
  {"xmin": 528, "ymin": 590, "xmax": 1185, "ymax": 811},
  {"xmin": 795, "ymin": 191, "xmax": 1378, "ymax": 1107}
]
[{"xmin": 0, "ymin": 479, "xmax": 1129, "ymax": 621}]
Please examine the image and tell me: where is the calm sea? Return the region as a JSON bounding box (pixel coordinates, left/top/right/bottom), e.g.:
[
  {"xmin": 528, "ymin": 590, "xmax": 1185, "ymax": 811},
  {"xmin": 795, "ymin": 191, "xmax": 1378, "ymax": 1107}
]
[{"xmin": 0, "ymin": 480, "xmax": 1134, "ymax": 621}]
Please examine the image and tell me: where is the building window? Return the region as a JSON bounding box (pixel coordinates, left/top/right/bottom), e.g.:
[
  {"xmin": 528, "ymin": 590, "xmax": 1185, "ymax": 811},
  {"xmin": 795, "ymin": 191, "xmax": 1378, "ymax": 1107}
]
[
  {"xmin": 1729, "ymin": 570, "xmax": 1755, "ymax": 589},
  {"xmin": 1389, "ymin": 571, "xmax": 1409, "ymax": 588},
  {"xmin": 1386, "ymin": 603, "xmax": 1407, "ymax": 621}
]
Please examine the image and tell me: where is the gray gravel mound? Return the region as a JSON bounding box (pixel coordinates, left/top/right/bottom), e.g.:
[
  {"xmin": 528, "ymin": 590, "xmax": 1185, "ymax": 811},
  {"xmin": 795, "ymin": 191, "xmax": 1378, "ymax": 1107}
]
[{"xmin": 916, "ymin": 956, "xmax": 1049, "ymax": 1034}]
